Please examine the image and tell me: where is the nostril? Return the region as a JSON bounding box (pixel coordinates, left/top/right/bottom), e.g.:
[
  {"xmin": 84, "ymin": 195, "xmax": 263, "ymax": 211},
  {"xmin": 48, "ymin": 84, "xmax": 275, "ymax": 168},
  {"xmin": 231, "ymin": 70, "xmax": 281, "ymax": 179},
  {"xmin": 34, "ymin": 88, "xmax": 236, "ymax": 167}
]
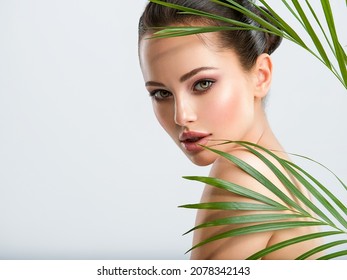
[{"xmin": 174, "ymin": 102, "xmax": 197, "ymax": 126}]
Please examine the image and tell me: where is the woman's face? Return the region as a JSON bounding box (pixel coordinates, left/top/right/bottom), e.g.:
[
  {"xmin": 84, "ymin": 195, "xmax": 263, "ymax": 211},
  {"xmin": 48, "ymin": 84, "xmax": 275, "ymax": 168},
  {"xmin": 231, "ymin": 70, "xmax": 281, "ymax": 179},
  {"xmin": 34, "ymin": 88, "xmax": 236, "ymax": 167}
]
[{"xmin": 139, "ymin": 33, "xmax": 264, "ymax": 166}]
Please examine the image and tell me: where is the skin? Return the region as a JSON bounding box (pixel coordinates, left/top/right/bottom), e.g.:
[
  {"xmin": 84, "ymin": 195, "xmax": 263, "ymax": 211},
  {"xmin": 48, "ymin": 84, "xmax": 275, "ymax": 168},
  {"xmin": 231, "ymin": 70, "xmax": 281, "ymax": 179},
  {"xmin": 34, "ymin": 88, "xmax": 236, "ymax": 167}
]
[{"xmin": 139, "ymin": 32, "xmax": 321, "ymax": 259}]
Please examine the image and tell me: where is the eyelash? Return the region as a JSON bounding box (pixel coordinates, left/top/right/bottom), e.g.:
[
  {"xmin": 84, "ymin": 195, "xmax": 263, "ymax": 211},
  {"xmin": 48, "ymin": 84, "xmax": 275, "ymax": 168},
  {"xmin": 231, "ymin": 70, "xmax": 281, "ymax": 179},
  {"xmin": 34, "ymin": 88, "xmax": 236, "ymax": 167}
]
[
  {"xmin": 193, "ymin": 79, "xmax": 215, "ymax": 92},
  {"xmin": 149, "ymin": 79, "xmax": 215, "ymax": 101},
  {"xmin": 149, "ymin": 90, "xmax": 172, "ymax": 100}
]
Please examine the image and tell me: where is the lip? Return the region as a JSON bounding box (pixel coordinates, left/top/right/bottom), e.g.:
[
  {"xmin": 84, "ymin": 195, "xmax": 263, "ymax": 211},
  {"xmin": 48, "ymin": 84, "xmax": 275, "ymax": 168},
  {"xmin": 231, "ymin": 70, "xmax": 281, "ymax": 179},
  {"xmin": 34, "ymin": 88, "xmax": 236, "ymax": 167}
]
[{"xmin": 179, "ymin": 131, "xmax": 212, "ymax": 152}]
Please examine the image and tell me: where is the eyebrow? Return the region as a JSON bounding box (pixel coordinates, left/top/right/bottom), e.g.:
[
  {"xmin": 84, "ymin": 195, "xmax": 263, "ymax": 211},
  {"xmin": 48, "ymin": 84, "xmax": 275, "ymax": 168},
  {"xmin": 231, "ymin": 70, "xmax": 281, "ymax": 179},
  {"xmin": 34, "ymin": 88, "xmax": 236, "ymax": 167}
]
[
  {"xmin": 145, "ymin": 81, "xmax": 165, "ymax": 87},
  {"xmin": 145, "ymin": 66, "xmax": 217, "ymax": 87},
  {"xmin": 180, "ymin": 66, "xmax": 217, "ymax": 83}
]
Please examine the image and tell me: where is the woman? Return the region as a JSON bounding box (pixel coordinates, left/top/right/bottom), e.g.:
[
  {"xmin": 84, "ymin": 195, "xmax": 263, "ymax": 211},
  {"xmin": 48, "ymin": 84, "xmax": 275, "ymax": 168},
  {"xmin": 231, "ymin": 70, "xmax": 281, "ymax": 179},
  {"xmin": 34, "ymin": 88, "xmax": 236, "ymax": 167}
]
[{"xmin": 138, "ymin": 0, "xmax": 321, "ymax": 259}]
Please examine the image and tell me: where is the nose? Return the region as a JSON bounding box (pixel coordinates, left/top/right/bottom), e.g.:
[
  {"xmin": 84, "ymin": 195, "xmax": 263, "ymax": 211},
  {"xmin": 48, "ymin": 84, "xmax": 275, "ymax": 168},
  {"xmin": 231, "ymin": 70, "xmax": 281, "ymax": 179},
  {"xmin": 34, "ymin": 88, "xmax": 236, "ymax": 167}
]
[{"xmin": 174, "ymin": 97, "xmax": 197, "ymax": 126}]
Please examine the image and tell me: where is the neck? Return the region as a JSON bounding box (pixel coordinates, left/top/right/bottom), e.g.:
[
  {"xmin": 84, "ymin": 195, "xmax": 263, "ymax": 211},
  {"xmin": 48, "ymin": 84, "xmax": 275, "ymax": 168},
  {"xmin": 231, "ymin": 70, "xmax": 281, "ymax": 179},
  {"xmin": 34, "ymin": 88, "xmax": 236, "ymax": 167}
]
[{"xmin": 247, "ymin": 105, "xmax": 285, "ymax": 154}]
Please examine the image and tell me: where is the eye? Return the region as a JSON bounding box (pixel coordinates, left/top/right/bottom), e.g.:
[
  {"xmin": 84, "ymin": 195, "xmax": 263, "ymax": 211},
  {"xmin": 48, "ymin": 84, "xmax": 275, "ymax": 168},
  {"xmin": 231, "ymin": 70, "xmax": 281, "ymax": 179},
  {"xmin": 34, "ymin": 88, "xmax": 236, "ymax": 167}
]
[
  {"xmin": 150, "ymin": 90, "xmax": 172, "ymax": 100},
  {"xmin": 193, "ymin": 80, "xmax": 215, "ymax": 92}
]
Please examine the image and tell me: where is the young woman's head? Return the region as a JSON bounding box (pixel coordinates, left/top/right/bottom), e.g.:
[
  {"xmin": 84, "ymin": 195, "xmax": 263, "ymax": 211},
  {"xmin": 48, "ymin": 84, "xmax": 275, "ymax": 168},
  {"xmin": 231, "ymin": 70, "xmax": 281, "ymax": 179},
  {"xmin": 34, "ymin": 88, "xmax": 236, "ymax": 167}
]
[{"xmin": 138, "ymin": 0, "xmax": 282, "ymax": 166}]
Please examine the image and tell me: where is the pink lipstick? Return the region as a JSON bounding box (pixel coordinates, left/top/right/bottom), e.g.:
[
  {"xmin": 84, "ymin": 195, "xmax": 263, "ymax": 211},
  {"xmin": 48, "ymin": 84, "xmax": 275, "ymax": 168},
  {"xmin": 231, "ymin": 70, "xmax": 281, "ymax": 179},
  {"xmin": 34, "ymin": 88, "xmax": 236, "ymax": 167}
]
[{"xmin": 179, "ymin": 131, "xmax": 211, "ymax": 152}]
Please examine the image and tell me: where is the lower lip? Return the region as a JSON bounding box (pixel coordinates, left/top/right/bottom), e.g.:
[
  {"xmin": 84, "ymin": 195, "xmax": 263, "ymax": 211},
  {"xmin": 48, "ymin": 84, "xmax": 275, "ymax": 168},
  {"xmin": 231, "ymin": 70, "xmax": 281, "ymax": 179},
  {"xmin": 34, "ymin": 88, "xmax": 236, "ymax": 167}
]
[{"xmin": 181, "ymin": 137, "xmax": 210, "ymax": 152}]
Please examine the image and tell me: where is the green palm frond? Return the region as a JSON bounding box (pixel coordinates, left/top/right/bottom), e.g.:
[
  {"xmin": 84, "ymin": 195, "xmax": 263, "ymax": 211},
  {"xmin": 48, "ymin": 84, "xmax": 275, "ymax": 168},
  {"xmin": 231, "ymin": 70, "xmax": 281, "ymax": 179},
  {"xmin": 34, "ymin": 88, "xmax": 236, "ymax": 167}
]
[
  {"xmin": 147, "ymin": 0, "xmax": 347, "ymax": 259},
  {"xmin": 149, "ymin": 0, "xmax": 347, "ymax": 89},
  {"xmin": 180, "ymin": 141, "xmax": 347, "ymax": 259}
]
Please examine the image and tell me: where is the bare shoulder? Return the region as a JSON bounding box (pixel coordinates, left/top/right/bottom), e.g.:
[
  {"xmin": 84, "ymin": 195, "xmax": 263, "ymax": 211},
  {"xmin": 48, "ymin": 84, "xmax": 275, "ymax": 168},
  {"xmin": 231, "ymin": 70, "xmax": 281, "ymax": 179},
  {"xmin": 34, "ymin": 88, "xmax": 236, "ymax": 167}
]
[
  {"xmin": 191, "ymin": 147, "xmax": 280, "ymax": 260},
  {"xmin": 208, "ymin": 147, "xmax": 289, "ymax": 203},
  {"xmin": 190, "ymin": 147, "xmax": 320, "ymax": 259}
]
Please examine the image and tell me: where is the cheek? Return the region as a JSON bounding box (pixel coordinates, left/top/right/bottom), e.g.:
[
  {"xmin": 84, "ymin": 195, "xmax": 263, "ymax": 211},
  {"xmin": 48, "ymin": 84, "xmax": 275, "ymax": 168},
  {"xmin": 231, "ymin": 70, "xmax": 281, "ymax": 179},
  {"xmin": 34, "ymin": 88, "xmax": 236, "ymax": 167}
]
[
  {"xmin": 152, "ymin": 102, "xmax": 176, "ymax": 136},
  {"xmin": 204, "ymin": 86, "xmax": 253, "ymax": 131}
]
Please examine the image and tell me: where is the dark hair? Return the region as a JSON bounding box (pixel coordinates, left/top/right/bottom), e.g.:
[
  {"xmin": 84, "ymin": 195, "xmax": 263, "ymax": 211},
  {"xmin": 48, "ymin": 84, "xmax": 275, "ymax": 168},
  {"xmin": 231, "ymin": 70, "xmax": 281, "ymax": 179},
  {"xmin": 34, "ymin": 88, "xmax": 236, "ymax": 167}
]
[{"xmin": 138, "ymin": 0, "xmax": 282, "ymax": 70}]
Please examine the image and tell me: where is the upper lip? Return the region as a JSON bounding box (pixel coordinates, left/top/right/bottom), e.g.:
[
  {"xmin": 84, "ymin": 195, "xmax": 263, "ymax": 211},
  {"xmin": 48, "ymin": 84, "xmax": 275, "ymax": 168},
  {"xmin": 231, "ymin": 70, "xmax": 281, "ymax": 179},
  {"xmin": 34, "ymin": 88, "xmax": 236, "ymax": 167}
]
[{"xmin": 179, "ymin": 131, "xmax": 211, "ymax": 142}]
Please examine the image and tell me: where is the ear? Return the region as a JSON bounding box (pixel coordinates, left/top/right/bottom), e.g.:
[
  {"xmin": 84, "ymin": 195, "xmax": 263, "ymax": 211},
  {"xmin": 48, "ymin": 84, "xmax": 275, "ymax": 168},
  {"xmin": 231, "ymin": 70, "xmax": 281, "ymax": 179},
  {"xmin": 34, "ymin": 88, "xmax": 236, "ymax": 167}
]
[{"xmin": 253, "ymin": 53, "xmax": 273, "ymax": 99}]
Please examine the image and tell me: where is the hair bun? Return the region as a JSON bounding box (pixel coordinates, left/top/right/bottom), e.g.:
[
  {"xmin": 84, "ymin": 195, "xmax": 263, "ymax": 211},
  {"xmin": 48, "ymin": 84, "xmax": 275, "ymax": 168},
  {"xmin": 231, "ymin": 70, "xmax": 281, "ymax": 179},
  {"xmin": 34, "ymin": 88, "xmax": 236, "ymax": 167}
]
[
  {"xmin": 255, "ymin": 6, "xmax": 283, "ymax": 54},
  {"xmin": 139, "ymin": 0, "xmax": 283, "ymax": 69}
]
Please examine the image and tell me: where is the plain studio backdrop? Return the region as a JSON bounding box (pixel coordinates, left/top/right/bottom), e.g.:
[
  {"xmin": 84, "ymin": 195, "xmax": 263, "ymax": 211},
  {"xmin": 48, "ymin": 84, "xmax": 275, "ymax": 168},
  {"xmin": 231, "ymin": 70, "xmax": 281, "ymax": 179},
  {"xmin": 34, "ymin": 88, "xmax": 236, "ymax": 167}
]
[{"xmin": 0, "ymin": 0, "xmax": 346, "ymax": 260}]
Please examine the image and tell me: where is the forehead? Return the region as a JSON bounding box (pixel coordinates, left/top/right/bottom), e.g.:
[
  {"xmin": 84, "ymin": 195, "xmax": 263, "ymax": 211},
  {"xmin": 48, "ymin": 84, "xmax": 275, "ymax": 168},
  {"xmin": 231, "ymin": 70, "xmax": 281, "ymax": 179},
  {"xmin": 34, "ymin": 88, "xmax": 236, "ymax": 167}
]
[
  {"xmin": 139, "ymin": 33, "xmax": 239, "ymax": 80},
  {"xmin": 140, "ymin": 33, "xmax": 214, "ymax": 66}
]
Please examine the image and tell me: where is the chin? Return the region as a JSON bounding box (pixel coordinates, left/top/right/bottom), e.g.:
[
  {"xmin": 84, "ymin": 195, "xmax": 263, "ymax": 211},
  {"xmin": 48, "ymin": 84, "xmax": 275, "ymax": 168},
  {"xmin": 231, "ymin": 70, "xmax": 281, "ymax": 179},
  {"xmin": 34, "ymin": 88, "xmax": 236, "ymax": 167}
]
[
  {"xmin": 175, "ymin": 142, "xmax": 218, "ymax": 166},
  {"xmin": 186, "ymin": 152, "xmax": 217, "ymax": 167}
]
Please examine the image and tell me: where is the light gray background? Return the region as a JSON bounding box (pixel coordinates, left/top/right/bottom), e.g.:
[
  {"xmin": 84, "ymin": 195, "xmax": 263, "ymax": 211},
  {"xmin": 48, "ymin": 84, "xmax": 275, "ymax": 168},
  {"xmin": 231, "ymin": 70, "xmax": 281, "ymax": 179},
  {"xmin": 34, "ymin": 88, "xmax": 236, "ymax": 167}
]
[{"xmin": 0, "ymin": 0, "xmax": 346, "ymax": 259}]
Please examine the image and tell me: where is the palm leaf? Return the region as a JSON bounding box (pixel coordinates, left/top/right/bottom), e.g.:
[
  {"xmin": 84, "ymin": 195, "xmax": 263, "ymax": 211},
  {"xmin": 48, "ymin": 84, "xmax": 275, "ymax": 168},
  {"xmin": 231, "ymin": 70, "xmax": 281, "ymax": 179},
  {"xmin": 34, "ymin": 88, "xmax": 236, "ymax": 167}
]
[
  {"xmin": 149, "ymin": 0, "xmax": 347, "ymax": 88},
  {"xmin": 182, "ymin": 141, "xmax": 347, "ymax": 259},
  {"xmin": 149, "ymin": 0, "xmax": 281, "ymax": 38},
  {"xmin": 256, "ymin": 0, "xmax": 306, "ymax": 45},
  {"xmin": 182, "ymin": 176, "xmax": 289, "ymax": 208},
  {"xmin": 220, "ymin": 0, "xmax": 307, "ymax": 46},
  {"xmin": 201, "ymin": 145, "xmax": 310, "ymax": 215},
  {"xmin": 318, "ymin": 250, "xmax": 347, "ymax": 260},
  {"xmin": 296, "ymin": 239, "xmax": 347, "ymax": 260},
  {"xmin": 247, "ymin": 230, "xmax": 345, "ymax": 260},
  {"xmin": 291, "ymin": 0, "xmax": 331, "ymax": 68},
  {"xmin": 227, "ymin": 140, "xmax": 347, "ymax": 221},
  {"xmin": 180, "ymin": 201, "xmax": 284, "ymax": 211},
  {"xmin": 182, "ymin": 213, "xmax": 306, "ymax": 235},
  {"xmin": 147, "ymin": 0, "xmax": 347, "ymax": 259},
  {"xmin": 320, "ymin": 0, "xmax": 347, "ymax": 86},
  {"xmin": 232, "ymin": 141, "xmax": 347, "ymax": 228},
  {"xmin": 186, "ymin": 220, "xmax": 327, "ymax": 254},
  {"xmin": 151, "ymin": 26, "xmax": 258, "ymax": 39}
]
